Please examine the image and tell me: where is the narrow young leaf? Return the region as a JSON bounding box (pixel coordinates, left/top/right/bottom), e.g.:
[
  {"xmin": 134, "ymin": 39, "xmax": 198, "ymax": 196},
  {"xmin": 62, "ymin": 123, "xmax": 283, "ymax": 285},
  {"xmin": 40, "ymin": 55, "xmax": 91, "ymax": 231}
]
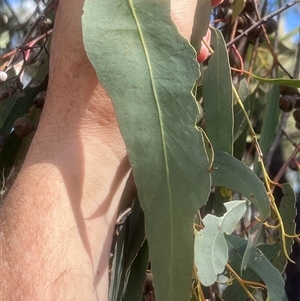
[
  {"xmin": 251, "ymin": 75, "xmax": 300, "ymax": 88},
  {"xmin": 82, "ymin": 1, "xmax": 211, "ymax": 301},
  {"xmin": 241, "ymin": 222, "xmax": 262, "ymax": 271},
  {"xmin": 202, "ymin": 28, "xmax": 233, "ymax": 155}
]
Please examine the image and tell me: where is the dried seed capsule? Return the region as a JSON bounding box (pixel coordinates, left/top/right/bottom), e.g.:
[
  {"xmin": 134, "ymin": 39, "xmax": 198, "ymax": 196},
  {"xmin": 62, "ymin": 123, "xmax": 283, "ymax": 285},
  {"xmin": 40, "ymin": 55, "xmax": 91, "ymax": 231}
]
[
  {"xmin": 279, "ymin": 95, "xmax": 296, "ymax": 112},
  {"xmin": 244, "ymin": 0, "xmax": 255, "ymax": 13},
  {"xmin": 34, "ymin": 91, "xmax": 46, "ymax": 109},
  {"xmin": 264, "ymin": 18, "xmax": 278, "ymax": 35},
  {"xmin": 0, "ymin": 71, "xmax": 8, "ymax": 83},
  {"xmin": 249, "ymin": 25, "xmax": 262, "ymax": 39},
  {"xmin": 279, "ymin": 85, "xmax": 299, "ymax": 95},
  {"xmin": 13, "ymin": 77, "xmax": 23, "ymax": 91},
  {"xmin": 7, "ymin": 86, "xmax": 17, "ymax": 98},
  {"xmin": 293, "ymin": 108, "xmax": 300, "ymax": 123},
  {"xmin": 295, "ymin": 95, "xmax": 300, "ymax": 108},
  {"xmin": 13, "ymin": 117, "xmax": 35, "ymax": 138},
  {"xmin": 295, "ymin": 121, "xmax": 300, "ymax": 131},
  {"xmin": 237, "ymin": 15, "xmax": 248, "ymax": 29},
  {"xmin": 0, "ymin": 89, "xmax": 9, "ymax": 101}
]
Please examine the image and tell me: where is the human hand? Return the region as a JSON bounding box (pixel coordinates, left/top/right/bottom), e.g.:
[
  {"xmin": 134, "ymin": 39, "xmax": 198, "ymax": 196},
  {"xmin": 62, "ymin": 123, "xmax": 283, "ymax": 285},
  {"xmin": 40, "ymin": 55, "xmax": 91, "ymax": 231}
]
[{"xmin": 171, "ymin": 0, "xmax": 224, "ymax": 62}]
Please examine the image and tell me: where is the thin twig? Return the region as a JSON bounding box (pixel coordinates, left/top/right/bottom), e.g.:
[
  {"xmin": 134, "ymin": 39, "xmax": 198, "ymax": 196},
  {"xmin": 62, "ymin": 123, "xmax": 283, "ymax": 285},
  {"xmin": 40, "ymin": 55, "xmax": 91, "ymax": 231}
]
[
  {"xmin": 282, "ymin": 129, "xmax": 298, "ymax": 148},
  {"xmin": 253, "ymin": 0, "xmax": 293, "ymax": 79},
  {"xmin": 3, "ymin": 0, "xmax": 58, "ymax": 72},
  {"xmin": 226, "ymin": 0, "xmax": 300, "ymax": 48},
  {"xmin": 273, "ymin": 142, "xmax": 300, "ymax": 185}
]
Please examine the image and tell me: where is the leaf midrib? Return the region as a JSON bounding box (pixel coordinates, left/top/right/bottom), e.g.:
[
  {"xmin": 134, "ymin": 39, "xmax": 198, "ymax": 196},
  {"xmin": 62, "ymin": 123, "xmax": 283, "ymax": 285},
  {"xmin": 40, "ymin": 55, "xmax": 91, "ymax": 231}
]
[{"xmin": 128, "ymin": 0, "xmax": 174, "ymax": 292}]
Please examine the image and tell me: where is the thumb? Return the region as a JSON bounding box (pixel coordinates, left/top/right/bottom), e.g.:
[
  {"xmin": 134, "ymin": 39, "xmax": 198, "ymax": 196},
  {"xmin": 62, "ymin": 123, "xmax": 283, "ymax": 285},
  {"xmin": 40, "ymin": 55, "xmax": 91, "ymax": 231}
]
[{"xmin": 171, "ymin": 0, "xmax": 198, "ymax": 40}]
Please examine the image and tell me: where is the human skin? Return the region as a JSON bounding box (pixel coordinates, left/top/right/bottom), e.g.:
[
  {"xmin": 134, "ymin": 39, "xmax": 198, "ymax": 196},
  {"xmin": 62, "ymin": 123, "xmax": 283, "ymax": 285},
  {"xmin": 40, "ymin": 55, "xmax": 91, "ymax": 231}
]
[{"xmin": 1, "ymin": 0, "xmax": 217, "ymax": 300}]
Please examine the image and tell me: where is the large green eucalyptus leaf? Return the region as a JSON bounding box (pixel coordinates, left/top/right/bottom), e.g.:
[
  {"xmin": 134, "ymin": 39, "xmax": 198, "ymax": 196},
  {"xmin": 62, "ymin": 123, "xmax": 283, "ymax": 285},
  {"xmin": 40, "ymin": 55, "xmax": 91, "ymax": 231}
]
[
  {"xmin": 212, "ymin": 152, "xmax": 270, "ymax": 220},
  {"xmin": 82, "ymin": 1, "xmax": 211, "ymax": 301},
  {"xmin": 202, "ymin": 28, "xmax": 233, "ymax": 155}
]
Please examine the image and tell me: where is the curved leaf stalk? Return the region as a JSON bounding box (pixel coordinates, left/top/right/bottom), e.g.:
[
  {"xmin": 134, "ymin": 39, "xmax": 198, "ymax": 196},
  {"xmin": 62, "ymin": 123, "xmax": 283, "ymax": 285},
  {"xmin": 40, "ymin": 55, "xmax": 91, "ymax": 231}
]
[
  {"xmin": 201, "ymin": 33, "xmax": 214, "ymax": 55},
  {"xmin": 231, "ymin": 68, "xmax": 300, "ymax": 88},
  {"xmin": 192, "ymin": 264, "xmax": 206, "ymax": 301},
  {"xmin": 232, "ymin": 86, "xmax": 263, "ymax": 162},
  {"xmin": 225, "ymin": 263, "xmax": 257, "ymax": 301},
  {"xmin": 196, "ymin": 126, "xmax": 214, "ymax": 171},
  {"xmin": 223, "ymin": 273, "xmax": 234, "ymax": 285},
  {"xmin": 262, "ymin": 194, "xmax": 300, "ymax": 262},
  {"xmin": 242, "ymin": 280, "xmax": 267, "ymax": 290},
  {"xmin": 191, "ymin": 283, "xmax": 200, "ymax": 301},
  {"xmin": 233, "ymin": 85, "xmax": 295, "ymax": 263},
  {"xmin": 285, "ymin": 233, "xmax": 300, "ymax": 239}
]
